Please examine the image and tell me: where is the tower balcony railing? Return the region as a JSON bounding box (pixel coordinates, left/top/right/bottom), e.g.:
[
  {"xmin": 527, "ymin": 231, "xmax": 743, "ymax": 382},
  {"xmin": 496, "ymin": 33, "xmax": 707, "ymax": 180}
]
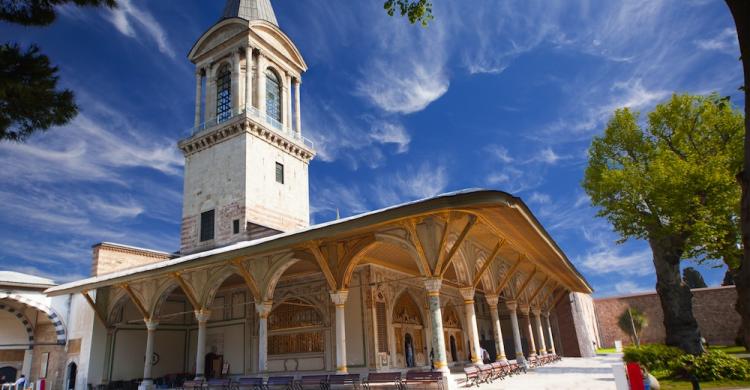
[{"xmin": 188, "ymin": 106, "xmax": 314, "ymax": 149}]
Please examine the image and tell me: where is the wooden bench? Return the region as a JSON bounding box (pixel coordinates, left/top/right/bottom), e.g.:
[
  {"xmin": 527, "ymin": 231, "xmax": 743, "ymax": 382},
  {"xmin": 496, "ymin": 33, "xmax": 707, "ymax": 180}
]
[
  {"xmin": 267, "ymin": 376, "xmax": 296, "ymax": 390},
  {"xmin": 404, "ymin": 371, "xmax": 442, "ymax": 390},
  {"xmin": 205, "ymin": 378, "xmax": 231, "ymax": 390},
  {"xmin": 298, "ymin": 375, "xmax": 330, "ymax": 390},
  {"xmin": 181, "ymin": 380, "xmax": 205, "ymax": 389},
  {"xmin": 462, "ymin": 366, "xmax": 480, "ymax": 387},
  {"xmin": 364, "ymin": 372, "xmax": 402, "ymax": 390},
  {"xmin": 329, "ymin": 374, "xmax": 361, "ymax": 390},
  {"xmin": 236, "ymin": 377, "xmax": 265, "ymax": 390},
  {"xmin": 489, "ymin": 362, "xmax": 506, "ymax": 380},
  {"xmin": 478, "ymin": 365, "xmax": 494, "ymax": 383}
]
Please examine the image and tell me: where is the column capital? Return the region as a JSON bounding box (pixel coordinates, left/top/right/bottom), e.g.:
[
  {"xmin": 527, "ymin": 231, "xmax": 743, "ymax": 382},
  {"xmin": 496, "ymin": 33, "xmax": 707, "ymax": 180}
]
[
  {"xmin": 485, "ymin": 294, "xmax": 500, "ymax": 307},
  {"xmin": 458, "ymin": 287, "xmax": 475, "ymax": 302},
  {"xmin": 144, "ymin": 320, "xmax": 159, "ymax": 331},
  {"xmin": 532, "ymin": 308, "xmax": 542, "ymax": 317},
  {"xmin": 505, "ymin": 300, "xmax": 518, "ymax": 311},
  {"xmin": 518, "ymin": 304, "xmax": 530, "ymax": 315},
  {"xmin": 330, "ymin": 290, "xmax": 349, "ymax": 306},
  {"xmin": 543, "ymin": 311, "xmax": 551, "ymax": 317},
  {"xmin": 194, "ymin": 309, "xmax": 212, "ymax": 323},
  {"xmin": 256, "ymin": 301, "xmax": 273, "ymax": 318},
  {"xmin": 423, "ymin": 278, "xmax": 442, "ymax": 295}
]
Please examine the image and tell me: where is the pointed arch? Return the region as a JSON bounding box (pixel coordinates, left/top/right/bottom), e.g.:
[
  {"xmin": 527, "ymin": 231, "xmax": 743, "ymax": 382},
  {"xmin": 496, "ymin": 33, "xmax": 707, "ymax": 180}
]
[{"xmin": 391, "ymin": 290, "xmax": 424, "ymax": 326}]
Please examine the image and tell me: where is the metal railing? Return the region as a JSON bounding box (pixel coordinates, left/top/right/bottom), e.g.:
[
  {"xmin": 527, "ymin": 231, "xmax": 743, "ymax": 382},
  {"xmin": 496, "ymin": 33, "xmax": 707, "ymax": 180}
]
[{"xmin": 188, "ymin": 106, "xmax": 314, "ymax": 149}]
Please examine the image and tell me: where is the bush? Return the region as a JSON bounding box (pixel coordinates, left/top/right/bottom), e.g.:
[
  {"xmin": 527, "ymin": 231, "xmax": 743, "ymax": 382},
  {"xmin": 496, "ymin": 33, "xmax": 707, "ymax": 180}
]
[
  {"xmin": 670, "ymin": 351, "xmax": 750, "ymax": 381},
  {"xmin": 623, "ymin": 344, "xmax": 685, "ymax": 371}
]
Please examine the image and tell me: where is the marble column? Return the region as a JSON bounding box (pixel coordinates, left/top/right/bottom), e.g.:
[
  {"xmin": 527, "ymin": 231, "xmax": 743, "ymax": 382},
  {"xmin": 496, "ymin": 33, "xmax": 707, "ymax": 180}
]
[
  {"xmin": 459, "ymin": 287, "xmax": 482, "ymax": 365},
  {"xmin": 256, "ymin": 53, "xmax": 267, "ymax": 117},
  {"xmin": 533, "ymin": 308, "xmax": 547, "ymax": 356},
  {"xmin": 330, "ymin": 290, "xmax": 349, "ymax": 373},
  {"xmin": 21, "ymin": 349, "xmax": 32, "ymax": 380},
  {"xmin": 245, "ymin": 46, "xmax": 253, "ymax": 111},
  {"xmin": 544, "ymin": 312, "xmax": 556, "ymax": 355},
  {"xmin": 293, "ymin": 78, "xmax": 301, "ymax": 135},
  {"xmin": 256, "ymin": 301, "xmax": 272, "ymax": 372},
  {"xmin": 283, "ymin": 72, "xmax": 292, "ymax": 130},
  {"xmin": 194, "ymin": 309, "xmax": 211, "ymax": 379},
  {"xmin": 232, "ymin": 50, "xmax": 241, "ymax": 113},
  {"xmin": 139, "ymin": 320, "xmax": 159, "ymax": 390},
  {"xmin": 520, "ymin": 305, "xmax": 537, "ymax": 358},
  {"xmin": 505, "ymin": 300, "xmax": 525, "ymax": 365},
  {"xmin": 485, "ymin": 294, "xmax": 507, "ymax": 362},
  {"xmin": 194, "ymin": 69, "xmax": 203, "ymax": 129},
  {"xmin": 424, "ymin": 278, "xmax": 449, "ymax": 373}
]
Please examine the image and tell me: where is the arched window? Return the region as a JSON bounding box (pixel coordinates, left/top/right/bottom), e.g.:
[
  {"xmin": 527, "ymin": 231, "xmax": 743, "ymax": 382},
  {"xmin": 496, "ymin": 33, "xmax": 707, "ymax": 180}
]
[
  {"xmin": 216, "ymin": 64, "xmax": 232, "ymax": 123},
  {"xmin": 265, "ymin": 69, "xmax": 282, "ymax": 125}
]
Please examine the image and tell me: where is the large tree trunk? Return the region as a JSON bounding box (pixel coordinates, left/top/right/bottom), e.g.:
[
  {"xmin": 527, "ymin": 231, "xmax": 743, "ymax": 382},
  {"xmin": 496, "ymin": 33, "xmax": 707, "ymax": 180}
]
[
  {"xmin": 649, "ymin": 235, "xmax": 703, "ymax": 354},
  {"xmin": 727, "ymin": 0, "xmax": 750, "ymax": 349}
]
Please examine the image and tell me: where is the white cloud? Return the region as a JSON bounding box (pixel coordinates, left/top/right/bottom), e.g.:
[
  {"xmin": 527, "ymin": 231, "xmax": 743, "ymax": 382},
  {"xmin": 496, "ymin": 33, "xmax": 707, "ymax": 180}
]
[
  {"xmin": 695, "ymin": 28, "xmax": 739, "ymax": 54},
  {"xmin": 614, "ymin": 280, "xmax": 651, "ymax": 295},
  {"xmin": 579, "ymin": 247, "xmax": 653, "ymax": 277},
  {"xmin": 374, "ymin": 163, "xmax": 449, "ymax": 207},
  {"xmin": 486, "ymin": 145, "xmax": 514, "ymax": 163},
  {"xmin": 105, "ymin": 0, "xmax": 174, "ymax": 58},
  {"xmin": 369, "ymin": 122, "xmax": 410, "ymax": 154},
  {"xmin": 528, "ymin": 192, "xmax": 551, "ymax": 205},
  {"xmin": 537, "ymin": 147, "xmax": 561, "ymax": 164}
]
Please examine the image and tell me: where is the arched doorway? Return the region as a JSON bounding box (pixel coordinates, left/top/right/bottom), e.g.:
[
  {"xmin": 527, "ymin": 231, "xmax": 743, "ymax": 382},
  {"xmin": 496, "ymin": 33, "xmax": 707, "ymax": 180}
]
[
  {"xmin": 66, "ymin": 362, "xmax": 77, "ymax": 390},
  {"xmin": 0, "ymin": 366, "xmax": 17, "ymax": 383},
  {"xmin": 449, "ymin": 335, "xmax": 458, "ymax": 362},
  {"xmin": 391, "ymin": 292, "xmax": 425, "ymax": 368}
]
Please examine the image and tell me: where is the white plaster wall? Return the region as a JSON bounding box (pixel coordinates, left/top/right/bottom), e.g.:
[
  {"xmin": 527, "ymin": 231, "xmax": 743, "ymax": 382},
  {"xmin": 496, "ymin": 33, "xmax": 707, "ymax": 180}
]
[
  {"xmin": 187, "ymin": 323, "xmax": 245, "ymax": 375},
  {"xmin": 66, "ymin": 293, "xmax": 100, "ymax": 389},
  {"xmin": 0, "ymin": 311, "xmax": 28, "ymax": 348},
  {"xmin": 570, "ymin": 292, "xmax": 599, "ymax": 358}
]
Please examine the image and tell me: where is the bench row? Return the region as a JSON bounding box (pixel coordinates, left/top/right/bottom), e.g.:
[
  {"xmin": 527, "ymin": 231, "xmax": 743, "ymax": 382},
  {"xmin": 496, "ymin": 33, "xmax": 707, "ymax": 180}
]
[
  {"xmin": 179, "ymin": 371, "xmax": 444, "ymax": 390},
  {"xmin": 463, "ymin": 354, "xmax": 562, "ymax": 387}
]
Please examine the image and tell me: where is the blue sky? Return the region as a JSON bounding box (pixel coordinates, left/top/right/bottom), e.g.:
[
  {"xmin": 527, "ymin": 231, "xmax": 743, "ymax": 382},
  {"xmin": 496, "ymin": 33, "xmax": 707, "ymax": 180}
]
[{"xmin": 0, "ymin": 0, "xmax": 743, "ymax": 296}]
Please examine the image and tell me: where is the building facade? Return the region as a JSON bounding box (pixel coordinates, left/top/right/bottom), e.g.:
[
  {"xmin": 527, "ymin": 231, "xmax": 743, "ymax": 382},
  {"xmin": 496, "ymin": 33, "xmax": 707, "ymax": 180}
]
[{"xmin": 1, "ymin": 1, "xmax": 598, "ymax": 389}]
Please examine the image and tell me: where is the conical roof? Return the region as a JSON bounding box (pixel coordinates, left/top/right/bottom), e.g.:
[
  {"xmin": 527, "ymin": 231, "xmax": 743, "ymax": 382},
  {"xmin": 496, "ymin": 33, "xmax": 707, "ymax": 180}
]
[{"xmin": 222, "ymin": 0, "xmax": 278, "ymax": 26}]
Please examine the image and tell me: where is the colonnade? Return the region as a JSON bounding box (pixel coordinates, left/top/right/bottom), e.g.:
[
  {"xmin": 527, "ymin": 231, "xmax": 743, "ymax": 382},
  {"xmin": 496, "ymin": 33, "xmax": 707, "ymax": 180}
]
[
  {"xmin": 134, "ymin": 278, "xmax": 560, "ymax": 389},
  {"xmin": 193, "ymin": 45, "xmax": 302, "ymax": 136}
]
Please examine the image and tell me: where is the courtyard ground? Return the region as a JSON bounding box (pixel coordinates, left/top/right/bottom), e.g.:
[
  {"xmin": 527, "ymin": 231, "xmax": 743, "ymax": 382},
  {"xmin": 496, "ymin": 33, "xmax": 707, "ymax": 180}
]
[{"xmin": 451, "ymin": 355, "xmax": 621, "ymax": 390}]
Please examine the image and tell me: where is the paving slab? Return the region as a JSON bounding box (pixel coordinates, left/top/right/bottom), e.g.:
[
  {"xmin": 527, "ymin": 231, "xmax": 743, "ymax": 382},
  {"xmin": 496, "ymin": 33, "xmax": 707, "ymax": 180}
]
[{"xmin": 451, "ymin": 355, "xmax": 621, "ymax": 390}]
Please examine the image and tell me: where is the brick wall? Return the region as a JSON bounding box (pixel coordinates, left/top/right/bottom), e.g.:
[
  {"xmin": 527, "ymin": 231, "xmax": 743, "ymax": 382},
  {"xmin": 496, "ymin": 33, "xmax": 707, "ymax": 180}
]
[
  {"xmin": 91, "ymin": 243, "xmax": 172, "ymax": 276},
  {"xmin": 595, "ymin": 285, "xmax": 740, "ymax": 347}
]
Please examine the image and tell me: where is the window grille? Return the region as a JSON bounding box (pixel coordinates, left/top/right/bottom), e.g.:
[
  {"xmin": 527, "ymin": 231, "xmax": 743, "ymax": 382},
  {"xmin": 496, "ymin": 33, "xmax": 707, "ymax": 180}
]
[
  {"xmin": 216, "ymin": 64, "xmax": 232, "ymax": 123},
  {"xmin": 200, "ymin": 209, "xmax": 215, "ymax": 241},
  {"xmin": 266, "ymin": 69, "xmax": 282, "ymax": 123}
]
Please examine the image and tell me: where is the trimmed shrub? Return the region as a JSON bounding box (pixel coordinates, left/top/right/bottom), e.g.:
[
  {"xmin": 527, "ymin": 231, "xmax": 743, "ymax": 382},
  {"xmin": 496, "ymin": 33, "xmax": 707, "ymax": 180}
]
[
  {"xmin": 623, "ymin": 344, "xmax": 685, "ymax": 371},
  {"xmin": 670, "ymin": 351, "xmax": 750, "ymax": 381}
]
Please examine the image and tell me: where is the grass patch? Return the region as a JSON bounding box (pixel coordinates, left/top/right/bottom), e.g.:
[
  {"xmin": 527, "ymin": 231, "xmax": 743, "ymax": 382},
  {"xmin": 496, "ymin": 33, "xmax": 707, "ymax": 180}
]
[
  {"xmin": 708, "ymin": 345, "xmax": 748, "ymax": 355},
  {"xmin": 657, "ymin": 378, "xmax": 750, "ymax": 389},
  {"xmin": 597, "ymin": 347, "xmax": 618, "ymax": 354}
]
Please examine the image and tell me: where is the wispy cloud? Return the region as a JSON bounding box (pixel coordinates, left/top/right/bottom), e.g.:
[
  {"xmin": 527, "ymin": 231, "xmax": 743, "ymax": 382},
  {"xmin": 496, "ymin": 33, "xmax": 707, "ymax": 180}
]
[
  {"xmin": 695, "ymin": 28, "xmax": 739, "ymax": 55},
  {"xmin": 105, "ymin": 0, "xmax": 175, "ymax": 58}
]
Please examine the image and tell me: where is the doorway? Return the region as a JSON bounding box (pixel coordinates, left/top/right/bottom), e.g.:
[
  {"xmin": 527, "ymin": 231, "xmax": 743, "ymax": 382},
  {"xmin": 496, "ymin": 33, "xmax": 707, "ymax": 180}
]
[
  {"xmin": 66, "ymin": 362, "xmax": 77, "ymax": 390},
  {"xmin": 0, "ymin": 366, "xmax": 17, "ymax": 383},
  {"xmin": 404, "ymin": 333, "xmax": 415, "ymax": 367},
  {"xmin": 449, "ymin": 335, "xmax": 457, "ymax": 362}
]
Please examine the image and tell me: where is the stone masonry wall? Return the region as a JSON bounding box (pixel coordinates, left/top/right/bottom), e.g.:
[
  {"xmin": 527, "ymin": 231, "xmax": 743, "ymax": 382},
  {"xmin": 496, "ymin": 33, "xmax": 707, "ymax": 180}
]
[
  {"xmin": 595, "ymin": 285, "xmax": 739, "ymax": 348},
  {"xmin": 91, "ymin": 243, "xmax": 172, "ymax": 276}
]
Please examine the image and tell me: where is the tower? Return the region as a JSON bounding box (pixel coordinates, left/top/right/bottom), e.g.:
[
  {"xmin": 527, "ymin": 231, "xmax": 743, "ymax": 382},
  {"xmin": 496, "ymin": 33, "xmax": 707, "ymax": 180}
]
[{"xmin": 178, "ymin": 0, "xmax": 314, "ymax": 254}]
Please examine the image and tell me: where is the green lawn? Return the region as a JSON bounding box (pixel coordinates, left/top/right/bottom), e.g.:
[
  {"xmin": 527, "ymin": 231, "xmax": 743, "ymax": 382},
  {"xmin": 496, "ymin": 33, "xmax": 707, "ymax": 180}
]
[
  {"xmin": 658, "ymin": 378, "xmax": 750, "ymax": 389},
  {"xmin": 596, "ymin": 347, "xmax": 618, "ymax": 354},
  {"xmin": 708, "ymin": 345, "xmax": 748, "ymax": 355}
]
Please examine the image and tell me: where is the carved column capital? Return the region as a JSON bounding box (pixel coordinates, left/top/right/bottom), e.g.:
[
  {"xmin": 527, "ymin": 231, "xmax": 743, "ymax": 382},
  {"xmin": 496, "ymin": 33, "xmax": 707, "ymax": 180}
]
[
  {"xmin": 144, "ymin": 319, "xmax": 159, "ymax": 331},
  {"xmin": 458, "ymin": 287, "xmax": 475, "ymax": 303},
  {"xmin": 532, "ymin": 308, "xmax": 542, "ymax": 317},
  {"xmin": 518, "ymin": 304, "xmax": 530, "ymax": 316},
  {"xmin": 485, "ymin": 294, "xmax": 500, "ymax": 308},
  {"xmin": 505, "ymin": 300, "xmax": 518, "ymax": 311},
  {"xmin": 330, "ymin": 290, "xmax": 349, "ymax": 306},
  {"xmin": 423, "ymin": 278, "xmax": 442, "ymax": 295},
  {"xmin": 256, "ymin": 301, "xmax": 273, "ymax": 318},
  {"xmin": 194, "ymin": 308, "xmax": 212, "ymax": 323}
]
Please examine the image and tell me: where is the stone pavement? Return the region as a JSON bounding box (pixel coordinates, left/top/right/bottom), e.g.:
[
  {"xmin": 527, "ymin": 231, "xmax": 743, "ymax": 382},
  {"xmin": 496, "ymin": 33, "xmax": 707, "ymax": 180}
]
[{"xmin": 452, "ymin": 354, "xmax": 621, "ymax": 390}]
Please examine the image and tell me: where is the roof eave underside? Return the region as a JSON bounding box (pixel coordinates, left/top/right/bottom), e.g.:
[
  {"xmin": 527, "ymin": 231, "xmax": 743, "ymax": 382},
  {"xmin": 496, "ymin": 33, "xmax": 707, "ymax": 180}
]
[{"xmin": 46, "ymin": 190, "xmax": 592, "ymax": 296}]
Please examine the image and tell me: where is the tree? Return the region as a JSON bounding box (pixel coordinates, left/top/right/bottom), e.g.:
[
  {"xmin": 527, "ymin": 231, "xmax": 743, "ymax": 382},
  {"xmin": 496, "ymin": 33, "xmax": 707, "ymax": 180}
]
[
  {"xmin": 723, "ymin": 269, "xmax": 735, "ymax": 286},
  {"xmin": 583, "ymin": 94, "xmax": 744, "ymax": 354},
  {"xmin": 682, "ymin": 267, "xmax": 708, "ymax": 289},
  {"xmin": 617, "ymin": 307, "xmax": 648, "ymax": 347},
  {"xmin": 725, "ymin": 0, "xmax": 750, "ymax": 350},
  {"xmin": 0, "ymin": 0, "xmax": 115, "ymax": 142},
  {"xmin": 383, "ymin": 0, "xmax": 433, "ymax": 26}
]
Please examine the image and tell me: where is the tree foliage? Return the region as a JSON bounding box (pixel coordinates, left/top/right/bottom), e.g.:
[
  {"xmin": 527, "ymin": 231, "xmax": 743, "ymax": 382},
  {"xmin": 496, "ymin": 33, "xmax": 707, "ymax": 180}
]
[
  {"xmin": 617, "ymin": 307, "xmax": 648, "ymax": 346},
  {"xmin": 584, "ymin": 94, "xmax": 743, "ymax": 265},
  {"xmin": 683, "ymin": 267, "xmax": 708, "ymax": 289},
  {"xmin": 383, "ymin": 0, "xmax": 433, "ymax": 26},
  {"xmin": 0, "ymin": 44, "xmax": 77, "ymax": 141},
  {"xmin": 0, "ymin": 0, "xmax": 115, "ymax": 26}
]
